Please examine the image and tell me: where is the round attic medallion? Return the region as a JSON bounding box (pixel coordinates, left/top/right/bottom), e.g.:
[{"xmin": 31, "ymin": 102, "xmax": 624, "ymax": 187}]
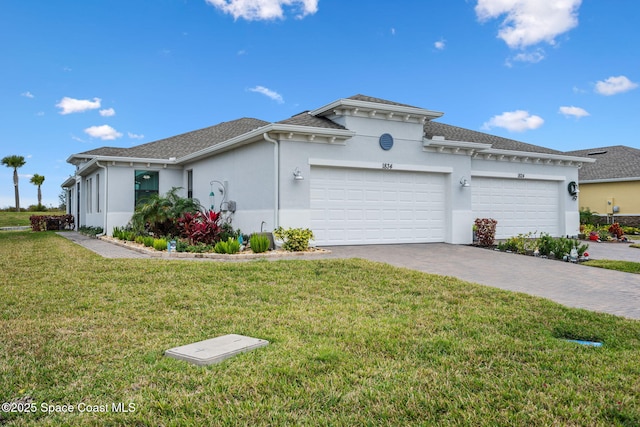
[{"xmin": 379, "ymin": 133, "xmax": 394, "ymax": 151}]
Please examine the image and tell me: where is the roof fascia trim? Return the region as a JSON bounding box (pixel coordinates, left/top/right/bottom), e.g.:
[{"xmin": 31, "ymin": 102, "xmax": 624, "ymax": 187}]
[
  {"xmin": 310, "ymin": 98, "xmax": 444, "ymax": 121},
  {"xmin": 580, "ymin": 177, "xmax": 640, "ymax": 184}
]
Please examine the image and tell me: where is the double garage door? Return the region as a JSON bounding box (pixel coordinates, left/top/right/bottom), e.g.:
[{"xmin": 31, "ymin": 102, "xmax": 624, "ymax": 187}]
[
  {"xmin": 310, "ymin": 167, "xmax": 561, "ymax": 245},
  {"xmin": 310, "ymin": 167, "xmax": 446, "ymax": 245},
  {"xmin": 472, "ymin": 177, "xmax": 560, "ymax": 239}
]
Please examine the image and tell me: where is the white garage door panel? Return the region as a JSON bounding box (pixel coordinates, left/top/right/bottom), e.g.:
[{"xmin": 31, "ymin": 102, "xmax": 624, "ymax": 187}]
[
  {"xmin": 311, "ymin": 167, "xmax": 446, "ymax": 245},
  {"xmin": 472, "ymin": 177, "xmax": 560, "ymax": 238}
]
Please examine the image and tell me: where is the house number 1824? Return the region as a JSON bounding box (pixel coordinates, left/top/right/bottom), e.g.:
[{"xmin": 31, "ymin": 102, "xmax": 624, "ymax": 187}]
[{"xmin": 382, "ymin": 163, "xmax": 393, "ymax": 170}]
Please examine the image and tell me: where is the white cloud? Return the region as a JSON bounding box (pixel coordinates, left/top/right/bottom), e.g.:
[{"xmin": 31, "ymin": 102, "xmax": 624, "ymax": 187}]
[
  {"xmin": 71, "ymin": 135, "xmax": 86, "ymax": 143},
  {"xmin": 434, "ymin": 39, "xmax": 446, "ymax": 50},
  {"xmin": 509, "ymin": 49, "xmax": 545, "ymax": 64},
  {"xmin": 391, "ymin": 28, "xmax": 396, "ymax": 36},
  {"xmin": 475, "ymin": 0, "xmax": 582, "ymax": 49},
  {"xmin": 248, "ymin": 86, "xmax": 284, "ymax": 103},
  {"xmin": 84, "ymin": 125, "xmax": 123, "ymax": 141},
  {"xmin": 56, "ymin": 97, "xmax": 101, "ymax": 115},
  {"xmin": 482, "ymin": 110, "xmax": 544, "ymax": 132},
  {"xmin": 21, "ymin": 91, "xmax": 34, "ymax": 98},
  {"xmin": 594, "ymin": 75, "xmax": 638, "ymax": 96},
  {"xmin": 99, "ymin": 108, "xmax": 116, "ymax": 117},
  {"xmin": 205, "ymin": 0, "xmax": 318, "ymax": 21},
  {"xmin": 559, "ymin": 106, "xmax": 589, "ymax": 118},
  {"xmin": 128, "ymin": 132, "xmax": 145, "ymax": 140}
]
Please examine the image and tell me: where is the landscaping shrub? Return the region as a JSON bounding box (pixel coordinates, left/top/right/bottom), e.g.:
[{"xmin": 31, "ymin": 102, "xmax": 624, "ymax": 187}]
[
  {"xmin": 130, "ymin": 187, "xmax": 201, "ymax": 237},
  {"xmin": 273, "ymin": 227, "xmax": 314, "ymax": 252},
  {"xmin": 608, "ymin": 222, "xmax": 624, "ymax": 239},
  {"xmin": 143, "ymin": 236, "xmax": 155, "ymax": 247},
  {"xmin": 531, "ymin": 233, "xmax": 588, "ymax": 258},
  {"xmin": 178, "ymin": 210, "xmax": 222, "ymax": 245},
  {"xmin": 29, "ymin": 214, "xmax": 74, "ymax": 231},
  {"xmin": 579, "ymin": 207, "xmax": 598, "ymax": 225},
  {"xmin": 497, "ymin": 232, "xmax": 536, "ymax": 254},
  {"xmin": 474, "ymin": 218, "xmax": 497, "ymax": 247},
  {"xmin": 153, "ymin": 238, "xmax": 168, "ymax": 251},
  {"xmin": 249, "ymin": 233, "xmax": 270, "ymax": 253},
  {"xmin": 213, "ymin": 237, "xmax": 240, "ymax": 254},
  {"xmin": 112, "ymin": 227, "xmax": 124, "ymax": 239},
  {"xmin": 78, "ymin": 226, "xmax": 103, "ymax": 236}
]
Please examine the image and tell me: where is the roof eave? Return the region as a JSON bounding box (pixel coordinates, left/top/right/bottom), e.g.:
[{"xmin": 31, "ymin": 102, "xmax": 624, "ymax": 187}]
[
  {"xmin": 483, "ymin": 148, "xmax": 596, "ymax": 164},
  {"xmin": 310, "ymin": 98, "xmax": 444, "ymax": 121},
  {"xmin": 177, "ymin": 123, "xmax": 356, "ymax": 164},
  {"xmin": 580, "ymin": 177, "xmax": 640, "ymax": 184}
]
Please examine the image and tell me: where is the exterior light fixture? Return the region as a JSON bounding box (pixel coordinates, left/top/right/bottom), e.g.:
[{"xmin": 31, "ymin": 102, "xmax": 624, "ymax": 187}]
[
  {"xmin": 460, "ymin": 177, "xmax": 470, "ymax": 188},
  {"xmin": 210, "ymin": 180, "xmax": 226, "ymax": 210},
  {"xmin": 293, "ymin": 167, "xmax": 304, "ymax": 181}
]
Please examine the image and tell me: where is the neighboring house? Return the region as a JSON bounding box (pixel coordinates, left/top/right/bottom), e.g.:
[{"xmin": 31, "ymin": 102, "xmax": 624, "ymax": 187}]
[
  {"xmin": 565, "ymin": 145, "xmax": 640, "ymax": 226},
  {"xmin": 62, "ymin": 94, "xmax": 592, "ymax": 245}
]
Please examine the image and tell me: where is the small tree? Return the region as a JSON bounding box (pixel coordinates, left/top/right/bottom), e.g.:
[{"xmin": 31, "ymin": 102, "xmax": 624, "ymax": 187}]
[
  {"xmin": 1, "ymin": 155, "xmax": 26, "ymax": 211},
  {"xmin": 30, "ymin": 174, "xmax": 45, "ymax": 208}
]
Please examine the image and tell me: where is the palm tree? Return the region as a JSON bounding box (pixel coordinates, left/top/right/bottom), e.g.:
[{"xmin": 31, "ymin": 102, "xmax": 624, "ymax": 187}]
[
  {"xmin": 30, "ymin": 174, "xmax": 45, "ymax": 208},
  {"xmin": 1, "ymin": 155, "xmax": 26, "ymax": 212}
]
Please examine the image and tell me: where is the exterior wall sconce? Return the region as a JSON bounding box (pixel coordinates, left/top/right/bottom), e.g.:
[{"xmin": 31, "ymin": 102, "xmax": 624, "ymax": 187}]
[
  {"xmin": 460, "ymin": 177, "xmax": 470, "ymax": 188},
  {"xmin": 293, "ymin": 167, "xmax": 304, "ymax": 181},
  {"xmin": 210, "ymin": 180, "xmax": 226, "ymax": 210}
]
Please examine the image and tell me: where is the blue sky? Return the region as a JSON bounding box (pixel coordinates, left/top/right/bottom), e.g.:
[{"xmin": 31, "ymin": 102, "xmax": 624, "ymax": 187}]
[{"xmin": 1, "ymin": 0, "xmax": 638, "ymax": 208}]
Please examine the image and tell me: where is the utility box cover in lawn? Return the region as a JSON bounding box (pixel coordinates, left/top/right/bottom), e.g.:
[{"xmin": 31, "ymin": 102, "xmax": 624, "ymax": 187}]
[{"xmin": 165, "ymin": 334, "xmax": 269, "ymax": 366}]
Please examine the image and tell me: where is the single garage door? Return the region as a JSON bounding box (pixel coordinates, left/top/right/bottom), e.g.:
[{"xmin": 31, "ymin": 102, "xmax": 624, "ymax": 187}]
[
  {"xmin": 310, "ymin": 166, "xmax": 446, "ymax": 245},
  {"xmin": 472, "ymin": 177, "xmax": 560, "ymax": 239}
]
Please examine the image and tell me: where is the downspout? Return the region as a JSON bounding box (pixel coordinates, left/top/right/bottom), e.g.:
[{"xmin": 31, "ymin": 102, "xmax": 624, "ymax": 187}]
[
  {"xmin": 262, "ymin": 132, "xmax": 279, "ymax": 229},
  {"xmin": 95, "ymin": 161, "xmax": 108, "ymax": 236}
]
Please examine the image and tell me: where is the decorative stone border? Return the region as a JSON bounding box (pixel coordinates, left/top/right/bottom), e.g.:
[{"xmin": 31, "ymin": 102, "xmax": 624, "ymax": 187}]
[{"xmin": 98, "ymin": 236, "xmax": 331, "ymax": 259}]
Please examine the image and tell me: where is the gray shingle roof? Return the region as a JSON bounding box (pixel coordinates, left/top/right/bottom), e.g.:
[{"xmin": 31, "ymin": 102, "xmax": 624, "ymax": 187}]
[
  {"xmin": 424, "ymin": 121, "xmax": 562, "ymax": 155},
  {"xmin": 78, "ymin": 118, "xmax": 269, "ymax": 159},
  {"xmin": 347, "ymin": 94, "xmax": 421, "ymax": 109},
  {"xmin": 277, "ymin": 111, "xmax": 346, "ymax": 129},
  {"xmin": 564, "ymin": 145, "xmax": 640, "ymax": 181},
  {"xmin": 75, "ymin": 95, "xmax": 565, "ymax": 162}
]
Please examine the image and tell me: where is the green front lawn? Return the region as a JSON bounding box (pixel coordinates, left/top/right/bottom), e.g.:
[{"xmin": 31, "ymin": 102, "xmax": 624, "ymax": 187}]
[
  {"xmin": 0, "ymin": 211, "xmax": 64, "ymax": 227},
  {"xmin": 1, "ymin": 231, "xmax": 639, "ymax": 426},
  {"xmin": 583, "ymin": 259, "xmax": 640, "ymax": 274}
]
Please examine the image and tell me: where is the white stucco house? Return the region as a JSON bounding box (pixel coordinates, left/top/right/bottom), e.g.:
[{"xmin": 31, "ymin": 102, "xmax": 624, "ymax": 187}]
[{"xmin": 62, "ymin": 94, "xmax": 592, "ymax": 245}]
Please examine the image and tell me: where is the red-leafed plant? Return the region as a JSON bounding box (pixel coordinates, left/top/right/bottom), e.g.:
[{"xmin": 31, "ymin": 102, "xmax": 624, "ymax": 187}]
[
  {"xmin": 474, "ymin": 218, "xmax": 498, "ymax": 247},
  {"xmin": 608, "ymin": 222, "xmax": 624, "ymax": 240},
  {"xmin": 178, "ymin": 210, "xmax": 222, "ymax": 245}
]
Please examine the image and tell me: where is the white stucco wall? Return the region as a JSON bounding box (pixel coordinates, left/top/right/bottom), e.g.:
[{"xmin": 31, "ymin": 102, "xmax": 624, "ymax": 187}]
[{"xmin": 185, "ymin": 141, "xmax": 277, "ymax": 234}]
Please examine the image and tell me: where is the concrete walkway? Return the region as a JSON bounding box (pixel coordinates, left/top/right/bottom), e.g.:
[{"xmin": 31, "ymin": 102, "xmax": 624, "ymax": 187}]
[{"xmin": 57, "ymin": 232, "xmax": 640, "ymax": 320}]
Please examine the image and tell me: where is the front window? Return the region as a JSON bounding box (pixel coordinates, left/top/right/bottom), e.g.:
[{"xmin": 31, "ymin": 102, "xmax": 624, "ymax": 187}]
[
  {"xmin": 135, "ymin": 170, "xmax": 159, "ymax": 206},
  {"xmin": 187, "ymin": 170, "xmax": 193, "ymax": 199}
]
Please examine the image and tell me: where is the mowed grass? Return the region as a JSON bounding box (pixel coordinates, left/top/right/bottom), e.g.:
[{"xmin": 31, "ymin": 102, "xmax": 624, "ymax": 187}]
[
  {"xmin": 583, "ymin": 259, "xmax": 640, "ymax": 274},
  {"xmin": 1, "ymin": 232, "xmax": 639, "ymax": 426},
  {"xmin": 0, "ymin": 211, "xmax": 64, "ymax": 227}
]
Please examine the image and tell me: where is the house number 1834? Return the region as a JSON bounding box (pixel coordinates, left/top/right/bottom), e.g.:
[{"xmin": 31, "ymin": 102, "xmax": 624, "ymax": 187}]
[{"xmin": 382, "ymin": 163, "xmax": 393, "ymax": 170}]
